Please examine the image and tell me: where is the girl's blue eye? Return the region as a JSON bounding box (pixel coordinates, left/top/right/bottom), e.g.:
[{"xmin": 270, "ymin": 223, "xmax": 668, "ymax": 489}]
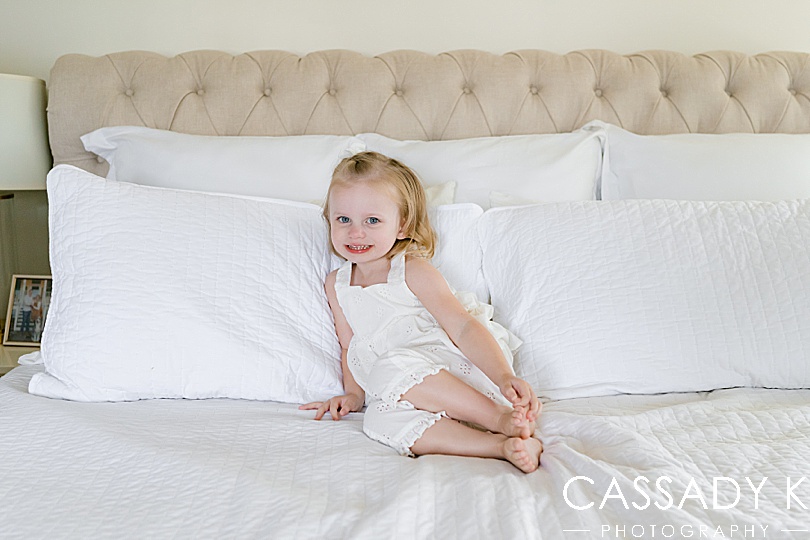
[
  {"xmin": 337, "ymin": 216, "xmax": 350, "ymax": 224},
  {"xmin": 367, "ymin": 217, "xmax": 380, "ymax": 224}
]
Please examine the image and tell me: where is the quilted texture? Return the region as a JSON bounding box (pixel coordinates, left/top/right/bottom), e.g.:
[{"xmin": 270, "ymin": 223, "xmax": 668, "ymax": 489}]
[
  {"xmin": 7, "ymin": 365, "xmax": 810, "ymax": 538},
  {"xmin": 49, "ymin": 50, "xmax": 810, "ymax": 177},
  {"xmin": 30, "ymin": 165, "xmax": 344, "ymax": 403},
  {"xmin": 480, "ymin": 199, "xmax": 810, "ymax": 400}
]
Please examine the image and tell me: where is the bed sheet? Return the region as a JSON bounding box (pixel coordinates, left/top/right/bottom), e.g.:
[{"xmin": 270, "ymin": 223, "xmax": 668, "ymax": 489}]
[{"xmin": 2, "ymin": 365, "xmax": 809, "ymax": 539}]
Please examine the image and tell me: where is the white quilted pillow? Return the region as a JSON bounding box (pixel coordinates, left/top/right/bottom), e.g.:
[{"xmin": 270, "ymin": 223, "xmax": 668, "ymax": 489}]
[
  {"xmin": 30, "ymin": 165, "xmax": 344, "ymax": 403},
  {"xmin": 81, "ymin": 126, "xmax": 364, "ymax": 202},
  {"xmin": 480, "ymin": 199, "xmax": 810, "ymax": 400}
]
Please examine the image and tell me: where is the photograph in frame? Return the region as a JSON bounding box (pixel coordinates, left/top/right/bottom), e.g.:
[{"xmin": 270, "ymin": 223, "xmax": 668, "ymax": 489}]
[{"xmin": 3, "ymin": 274, "xmax": 52, "ymax": 346}]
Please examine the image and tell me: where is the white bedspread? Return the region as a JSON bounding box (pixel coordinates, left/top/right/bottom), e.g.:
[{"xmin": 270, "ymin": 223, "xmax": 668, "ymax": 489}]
[{"xmin": 2, "ymin": 365, "xmax": 809, "ymax": 539}]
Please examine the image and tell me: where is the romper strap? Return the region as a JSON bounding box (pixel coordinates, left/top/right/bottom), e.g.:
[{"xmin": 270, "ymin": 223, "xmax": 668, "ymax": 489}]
[
  {"xmin": 388, "ymin": 252, "xmax": 406, "ymax": 285},
  {"xmin": 335, "ymin": 260, "xmax": 352, "ymax": 289}
]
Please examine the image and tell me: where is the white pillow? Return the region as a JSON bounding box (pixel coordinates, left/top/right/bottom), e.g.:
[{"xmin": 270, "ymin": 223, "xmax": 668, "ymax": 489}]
[
  {"xmin": 81, "ymin": 126, "xmax": 364, "ymax": 202},
  {"xmin": 488, "ymin": 191, "xmax": 536, "ymax": 207},
  {"xmin": 358, "ymin": 128, "xmax": 604, "ymax": 208},
  {"xmin": 429, "ymin": 203, "xmax": 486, "ymax": 302},
  {"xmin": 479, "ymin": 199, "xmax": 810, "ymax": 400},
  {"xmin": 30, "ymin": 165, "xmax": 344, "ymax": 403},
  {"xmin": 597, "ymin": 121, "xmax": 810, "ymax": 200},
  {"xmin": 424, "ymin": 181, "xmax": 456, "ymax": 206},
  {"xmin": 308, "ymin": 180, "xmax": 456, "ymax": 207}
]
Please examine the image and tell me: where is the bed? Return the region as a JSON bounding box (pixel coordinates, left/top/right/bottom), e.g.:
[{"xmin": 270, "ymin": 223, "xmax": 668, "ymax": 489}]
[{"xmin": 3, "ymin": 49, "xmax": 810, "ymax": 539}]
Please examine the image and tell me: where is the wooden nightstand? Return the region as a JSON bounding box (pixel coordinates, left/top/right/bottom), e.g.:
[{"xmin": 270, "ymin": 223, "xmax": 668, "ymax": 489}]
[{"xmin": 0, "ymin": 342, "xmax": 38, "ymax": 376}]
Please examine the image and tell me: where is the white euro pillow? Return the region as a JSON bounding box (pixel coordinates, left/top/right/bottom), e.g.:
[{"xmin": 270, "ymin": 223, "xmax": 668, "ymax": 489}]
[
  {"xmin": 597, "ymin": 121, "xmax": 810, "ymax": 200},
  {"xmin": 30, "ymin": 165, "xmax": 344, "ymax": 403},
  {"xmin": 358, "ymin": 128, "xmax": 604, "ymax": 208},
  {"xmin": 81, "ymin": 126, "xmax": 364, "ymax": 202},
  {"xmin": 480, "ymin": 199, "xmax": 810, "ymax": 400}
]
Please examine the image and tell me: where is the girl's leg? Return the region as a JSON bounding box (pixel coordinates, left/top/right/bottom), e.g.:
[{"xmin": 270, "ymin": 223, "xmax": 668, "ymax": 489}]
[
  {"xmin": 401, "ymin": 369, "xmax": 534, "ymax": 438},
  {"xmin": 411, "ymin": 417, "xmax": 542, "ymax": 473}
]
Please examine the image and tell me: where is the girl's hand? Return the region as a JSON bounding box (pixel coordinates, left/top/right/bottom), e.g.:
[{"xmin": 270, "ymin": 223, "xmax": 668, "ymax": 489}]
[
  {"xmin": 299, "ymin": 393, "xmax": 364, "ymax": 421},
  {"xmin": 498, "ymin": 376, "xmax": 542, "ymax": 423}
]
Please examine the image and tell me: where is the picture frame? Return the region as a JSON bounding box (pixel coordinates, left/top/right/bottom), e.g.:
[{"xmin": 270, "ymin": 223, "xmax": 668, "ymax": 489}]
[{"xmin": 3, "ymin": 274, "xmax": 53, "ymax": 347}]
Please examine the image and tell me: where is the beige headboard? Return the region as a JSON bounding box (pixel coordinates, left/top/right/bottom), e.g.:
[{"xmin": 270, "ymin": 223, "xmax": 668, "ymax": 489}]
[{"xmin": 48, "ymin": 49, "xmax": 810, "ymax": 176}]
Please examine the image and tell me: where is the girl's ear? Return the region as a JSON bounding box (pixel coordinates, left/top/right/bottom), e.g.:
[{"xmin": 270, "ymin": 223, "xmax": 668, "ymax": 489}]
[{"xmin": 397, "ymin": 218, "xmax": 407, "ymax": 240}]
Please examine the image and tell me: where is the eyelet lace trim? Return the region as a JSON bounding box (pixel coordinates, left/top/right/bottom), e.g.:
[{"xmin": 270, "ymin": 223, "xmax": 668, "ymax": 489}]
[
  {"xmin": 399, "ymin": 410, "xmax": 447, "ymax": 457},
  {"xmin": 382, "ymin": 365, "xmax": 447, "ymax": 405},
  {"xmin": 365, "ymin": 410, "xmax": 447, "ymax": 457}
]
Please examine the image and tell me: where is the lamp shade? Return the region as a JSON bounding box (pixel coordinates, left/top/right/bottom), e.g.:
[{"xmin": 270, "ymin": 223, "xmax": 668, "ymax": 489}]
[{"xmin": 0, "ymin": 74, "xmax": 50, "ymax": 190}]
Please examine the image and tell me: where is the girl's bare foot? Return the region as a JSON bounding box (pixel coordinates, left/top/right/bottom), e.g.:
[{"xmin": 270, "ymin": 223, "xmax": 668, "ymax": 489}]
[
  {"xmin": 495, "ymin": 405, "xmax": 536, "ymax": 439},
  {"xmin": 501, "ymin": 437, "xmax": 543, "ymax": 473}
]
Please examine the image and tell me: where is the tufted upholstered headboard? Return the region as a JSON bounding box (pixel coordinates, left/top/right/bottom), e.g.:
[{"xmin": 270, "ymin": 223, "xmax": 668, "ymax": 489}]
[{"xmin": 48, "ymin": 49, "xmax": 810, "ymax": 176}]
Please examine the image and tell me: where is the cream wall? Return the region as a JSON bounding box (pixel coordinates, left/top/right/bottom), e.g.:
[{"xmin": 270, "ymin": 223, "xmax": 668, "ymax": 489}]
[
  {"xmin": 2, "ymin": 0, "xmax": 810, "ymax": 82},
  {"xmin": 0, "ymin": 0, "xmax": 809, "ymax": 301}
]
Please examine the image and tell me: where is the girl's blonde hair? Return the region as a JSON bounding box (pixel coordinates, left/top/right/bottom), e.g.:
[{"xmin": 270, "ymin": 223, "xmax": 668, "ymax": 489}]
[{"xmin": 323, "ymin": 151, "xmax": 436, "ymax": 260}]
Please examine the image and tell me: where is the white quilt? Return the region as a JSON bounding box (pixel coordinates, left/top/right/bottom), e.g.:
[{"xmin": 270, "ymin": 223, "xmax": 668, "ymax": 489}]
[{"xmin": 3, "ymin": 366, "xmax": 810, "ymax": 539}]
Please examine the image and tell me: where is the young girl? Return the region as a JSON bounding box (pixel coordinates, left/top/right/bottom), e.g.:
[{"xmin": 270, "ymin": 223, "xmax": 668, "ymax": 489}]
[{"xmin": 300, "ymin": 152, "xmax": 543, "ymax": 473}]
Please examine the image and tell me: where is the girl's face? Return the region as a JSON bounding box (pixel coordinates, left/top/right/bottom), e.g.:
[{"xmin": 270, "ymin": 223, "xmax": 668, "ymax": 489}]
[{"xmin": 328, "ymin": 181, "xmax": 405, "ymax": 264}]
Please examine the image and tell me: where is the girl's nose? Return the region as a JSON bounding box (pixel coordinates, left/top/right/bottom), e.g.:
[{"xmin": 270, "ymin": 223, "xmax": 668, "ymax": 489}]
[{"xmin": 348, "ymin": 225, "xmax": 365, "ymax": 238}]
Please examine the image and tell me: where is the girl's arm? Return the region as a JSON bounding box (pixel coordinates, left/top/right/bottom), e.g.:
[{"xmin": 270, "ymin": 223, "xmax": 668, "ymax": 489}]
[
  {"xmin": 299, "ymin": 270, "xmax": 365, "ymax": 420},
  {"xmin": 405, "ymin": 257, "xmax": 540, "ymax": 420}
]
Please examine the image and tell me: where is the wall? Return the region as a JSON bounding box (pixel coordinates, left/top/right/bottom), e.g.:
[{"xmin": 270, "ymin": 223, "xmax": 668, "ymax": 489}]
[
  {"xmin": 3, "ymin": 0, "xmax": 810, "ymax": 82},
  {"xmin": 1, "ymin": 0, "xmax": 809, "ymax": 312},
  {"xmin": 0, "ymin": 192, "xmax": 49, "ymax": 318}
]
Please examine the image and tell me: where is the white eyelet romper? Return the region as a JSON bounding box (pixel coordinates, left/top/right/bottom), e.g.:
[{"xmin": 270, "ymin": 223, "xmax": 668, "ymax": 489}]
[{"xmin": 334, "ymin": 252, "xmax": 522, "ymax": 456}]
